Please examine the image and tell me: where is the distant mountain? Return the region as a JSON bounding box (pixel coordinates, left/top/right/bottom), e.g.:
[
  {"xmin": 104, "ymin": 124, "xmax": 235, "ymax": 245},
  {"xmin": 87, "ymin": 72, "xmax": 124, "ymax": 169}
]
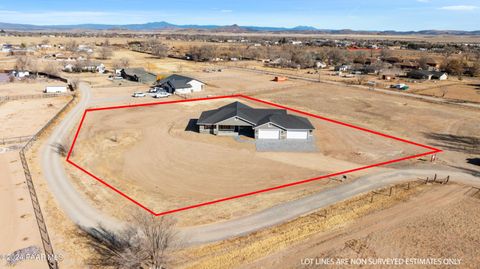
[{"xmin": 0, "ymin": 21, "xmax": 479, "ymax": 35}]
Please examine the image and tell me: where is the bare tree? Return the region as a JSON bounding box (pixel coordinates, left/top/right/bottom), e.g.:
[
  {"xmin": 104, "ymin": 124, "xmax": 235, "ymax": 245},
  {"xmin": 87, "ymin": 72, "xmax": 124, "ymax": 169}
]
[
  {"xmin": 136, "ymin": 213, "xmax": 177, "ymax": 268},
  {"xmin": 69, "ymin": 78, "xmax": 80, "ymax": 91},
  {"xmin": 418, "ymin": 56, "xmax": 429, "ymax": 70},
  {"xmin": 442, "ymin": 59, "xmax": 464, "ymax": 78},
  {"xmin": 15, "ymin": 56, "xmax": 32, "ymax": 71},
  {"xmin": 112, "ymin": 57, "xmax": 131, "ymax": 70},
  {"xmin": 98, "ymin": 46, "xmax": 113, "ymax": 60},
  {"xmin": 120, "ymin": 57, "xmax": 131, "ymax": 68},
  {"xmin": 41, "ymin": 61, "xmax": 61, "ymax": 76},
  {"xmin": 84, "ymin": 211, "xmax": 177, "ymax": 269},
  {"xmin": 356, "ymin": 75, "xmax": 367, "ymax": 85},
  {"xmin": 188, "ymin": 45, "xmax": 216, "ymax": 61},
  {"xmin": 65, "ymin": 40, "xmax": 78, "ymax": 53},
  {"xmin": 151, "ymin": 43, "xmax": 169, "ymax": 58},
  {"xmin": 380, "ymin": 49, "xmax": 393, "ymax": 59}
]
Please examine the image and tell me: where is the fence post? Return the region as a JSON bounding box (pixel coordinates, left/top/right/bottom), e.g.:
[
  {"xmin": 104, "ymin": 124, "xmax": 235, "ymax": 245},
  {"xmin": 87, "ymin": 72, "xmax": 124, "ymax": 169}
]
[{"xmin": 17, "ymin": 94, "xmax": 76, "ymax": 269}]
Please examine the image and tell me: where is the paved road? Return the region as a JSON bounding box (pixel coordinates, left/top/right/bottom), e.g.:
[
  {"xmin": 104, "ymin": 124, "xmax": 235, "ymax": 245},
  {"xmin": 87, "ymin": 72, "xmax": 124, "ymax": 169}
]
[
  {"xmin": 40, "ymin": 83, "xmax": 121, "ymax": 230},
  {"xmin": 39, "ymin": 82, "xmax": 480, "ymax": 245},
  {"xmin": 180, "ymin": 168, "xmax": 480, "ymax": 245}
]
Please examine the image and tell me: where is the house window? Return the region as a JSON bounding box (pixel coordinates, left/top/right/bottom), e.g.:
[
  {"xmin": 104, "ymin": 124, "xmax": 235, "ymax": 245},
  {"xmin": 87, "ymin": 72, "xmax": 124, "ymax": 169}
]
[
  {"xmin": 203, "ymin": 125, "xmax": 213, "ymax": 129},
  {"xmin": 219, "ymin": 125, "xmax": 235, "ymax": 131}
]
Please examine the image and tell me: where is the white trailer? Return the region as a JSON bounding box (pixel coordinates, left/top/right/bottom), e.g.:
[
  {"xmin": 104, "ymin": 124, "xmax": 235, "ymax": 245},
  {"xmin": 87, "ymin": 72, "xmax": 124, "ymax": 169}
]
[{"xmin": 44, "ymin": 86, "xmax": 68, "ymax": 93}]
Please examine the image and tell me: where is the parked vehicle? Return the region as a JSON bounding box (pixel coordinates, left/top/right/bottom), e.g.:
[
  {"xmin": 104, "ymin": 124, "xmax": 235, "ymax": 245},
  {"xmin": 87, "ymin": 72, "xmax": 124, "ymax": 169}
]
[
  {"xmin": 391, "ymin": 83, "xmax": 409, "ymax": 90},
  {"xmin": 148, "ymin": 87, "xmax": 163, "ymax": 93},
  {"xmin": 153, "ymin": 92, "xmax": 171, "ymax": 98},
  {"xmin": 132, "ymin": 92, "xmax": 146, "ymax": 97}
]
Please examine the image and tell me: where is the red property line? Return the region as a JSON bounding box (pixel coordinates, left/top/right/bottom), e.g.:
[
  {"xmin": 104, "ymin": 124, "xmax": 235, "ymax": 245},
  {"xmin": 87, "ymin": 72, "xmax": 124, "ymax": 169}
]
[
  {"xmin": 239, "ymin": 94, "xmax": 439, "ymax": 151},
  {"xmin": 66, "ymin": 95, "xmax": 442, "ymax": 216}
]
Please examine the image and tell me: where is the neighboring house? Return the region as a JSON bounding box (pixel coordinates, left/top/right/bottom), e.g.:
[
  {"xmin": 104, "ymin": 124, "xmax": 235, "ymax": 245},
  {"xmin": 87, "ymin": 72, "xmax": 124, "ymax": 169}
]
[
  {"xmin": 120, "ymin": 68, "xmax": 157, "ymax": 84},
  {"xmin": 155, "ymin": 74, "xmax": 205, "ymax": 94},
  {"xmin": 334, "ymin": 64, "xmax": 351, "ymax": 72},
  {"xmin": 10, "ymin": 70, "xmax": 30, "ymax": 78},
  {"xmin": 1, "ymin": 44, "xmax": 13, "ymax": 53},
  {"xmin": 407, "ymin": 70, "xmax": 448, "ymax": 80},
  {"xmin": 64, "ymin": 62, "xmax": 105, "ymax": 73},
  {"xmin": 316, "ymin": 61, "xmax": 327, "ymax": 69},
  {"xmin": 430, "ymin": 71, "xmax": 448, "ymax": 80},
  {"xmin": 197, "ymin": 101, "xmax": 315, "ymax": 140},
  {"xmin": 398, "ymin": 61, "xmax": 419, "ymax": 70}
]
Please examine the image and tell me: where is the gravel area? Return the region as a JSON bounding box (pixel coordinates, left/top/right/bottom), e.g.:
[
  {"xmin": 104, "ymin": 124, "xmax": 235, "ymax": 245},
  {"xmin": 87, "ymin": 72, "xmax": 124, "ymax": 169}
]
[{"xmin": 256, "ymin": 137, "xmax": 317, "ymax": 152}]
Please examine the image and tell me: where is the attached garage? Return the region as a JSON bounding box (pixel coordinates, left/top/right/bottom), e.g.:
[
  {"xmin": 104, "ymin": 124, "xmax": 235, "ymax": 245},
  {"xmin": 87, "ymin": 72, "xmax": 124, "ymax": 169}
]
[
  {"xmin": 258, "ymin": 129, "xmax": 280, "ymax": 139},
  {"xmin": 286, "ymin": 130, "xmax": 308, "ymax": 139}
]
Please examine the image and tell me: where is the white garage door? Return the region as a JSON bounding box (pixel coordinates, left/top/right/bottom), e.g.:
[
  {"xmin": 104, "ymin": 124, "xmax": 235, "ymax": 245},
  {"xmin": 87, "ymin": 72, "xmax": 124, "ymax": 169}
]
[
  {"xmin": 286, "ymin": 131, "xmax": 308, "ymax": 139},
  {"xmin": 258, "ymin": 130, "xmax": 280, "ymax": 139}
]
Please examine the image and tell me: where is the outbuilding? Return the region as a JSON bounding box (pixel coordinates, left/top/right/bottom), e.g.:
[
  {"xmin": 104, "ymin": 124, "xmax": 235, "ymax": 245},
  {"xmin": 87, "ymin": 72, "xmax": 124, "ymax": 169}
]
[{"xmin": 44, "ymin": 86, "xmax": 67, "ymax": 93}]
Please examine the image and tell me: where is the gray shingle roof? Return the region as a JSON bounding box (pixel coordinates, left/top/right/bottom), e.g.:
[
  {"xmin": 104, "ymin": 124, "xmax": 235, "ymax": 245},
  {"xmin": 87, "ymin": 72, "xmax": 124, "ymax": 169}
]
[
  {"xmin": 123, "ymin": 68, "xmax": 157, "ymax": 83},
  {"xmin": 156, "ymin": 74, "xmax": 204, "ymax": 89},
  {"xmin": 197, "ymin": 101, "xmax": 315, "ymax": 130},
  {"xmin": 256, "ymin": 114, "xmax": 315, "ymax": 130}
]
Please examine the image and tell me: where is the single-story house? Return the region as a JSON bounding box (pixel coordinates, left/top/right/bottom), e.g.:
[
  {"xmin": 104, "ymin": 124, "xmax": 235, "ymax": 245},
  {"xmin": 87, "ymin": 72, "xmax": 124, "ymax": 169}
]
[
  {"xmin": 10, "ymin": 70, "xmax": 30, "ymax": 78},
  {"xmin": 334, "ymin": 64, "xmax": 352, "ymax": 72},
  {"xmin": 197, "ymin": 101, "xmax": 315, "ymax": 140},
  {"xmin": 155, "ymin": 74, "xmax": 205, "ymax": 94},
  {"xmin": 64, "ymin": 62, "xmax": 105, "ymax": 73},
  {"xmin": 407, "ymin": 70, "xmax": 448, "ymax": 80},
  {"xmin": 120, "ymin": 68, "xmax": 157, "ymax": 84}
]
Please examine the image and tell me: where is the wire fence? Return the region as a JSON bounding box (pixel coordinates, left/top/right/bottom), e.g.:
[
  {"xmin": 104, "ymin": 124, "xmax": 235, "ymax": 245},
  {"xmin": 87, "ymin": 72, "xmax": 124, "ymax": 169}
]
[
  {"xmin": 0, "ymin": 135, "xmax": 33, "ymax": 145},
  {"xmin": 0, "ymin": 92, "xmax": 72, "ymax": 102},
  {"xmin": 18, "ymin": 93, "xmax": 77, "ymax": 269}
]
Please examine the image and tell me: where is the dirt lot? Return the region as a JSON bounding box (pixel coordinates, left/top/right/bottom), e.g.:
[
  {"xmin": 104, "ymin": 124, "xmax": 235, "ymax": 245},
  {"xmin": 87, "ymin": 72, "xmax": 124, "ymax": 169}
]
[
  {"xmin": 69, "ymin": 97, "xmax": 422, "ymax": 225},
  {"xmin": 0, "ymin": 96, "xmax": 70, "ymax": 138},
  {"xmin": 0, "ymin": 94, "xmax": 70, "ymax": 268},
  {"xmin": 252, "ymin": 81, "xmax": 480, "ymax": 173},
  {"xmin": 222, "ymin": 61, "xmax": 480, "ymax": 103},
  {"xmin": 0, "ymin": 80, "xmax": 69, "ymax": 97},
  {"xmin": 240, "ymin": 183, "xmax": 480, "ymax": 269},
  {"xmin": 176, "ymin": 182, "xmax": 480, "ymax": 269},
  {"xmin": 0, "ymin": 152, "xmax": 46, "ymax": 269}
]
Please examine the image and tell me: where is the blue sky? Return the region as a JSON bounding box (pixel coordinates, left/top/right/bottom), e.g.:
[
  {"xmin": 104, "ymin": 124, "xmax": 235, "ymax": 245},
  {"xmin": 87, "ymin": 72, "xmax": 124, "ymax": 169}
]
[{"xmin": 0, "ymin": 0, "xmax": 479, "ymax": 30}]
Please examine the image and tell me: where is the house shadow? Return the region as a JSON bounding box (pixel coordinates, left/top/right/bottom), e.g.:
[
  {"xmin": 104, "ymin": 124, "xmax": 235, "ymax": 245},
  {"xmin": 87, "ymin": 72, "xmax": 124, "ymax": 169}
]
[
  {"xmin": 467, "ymin": 158, "xmax": 480, "ymax": 166},
  {"xmin": 185, "ymin": 119, "xmax": 199, "ymax": 133}
]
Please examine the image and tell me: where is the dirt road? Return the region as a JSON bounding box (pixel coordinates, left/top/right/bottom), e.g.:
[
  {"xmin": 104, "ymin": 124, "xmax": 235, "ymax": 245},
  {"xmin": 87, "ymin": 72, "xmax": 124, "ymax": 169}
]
[
  {"xmin": 40, "ymin": 83, "xmax": 120, "ymax": 230},
  {"xmin": 39, "ymin": 83, "xmax": 479, "ymax": 245},
  {"xmin": 179, "ymin": 168, "xmax": 480, "ymax": 245}
]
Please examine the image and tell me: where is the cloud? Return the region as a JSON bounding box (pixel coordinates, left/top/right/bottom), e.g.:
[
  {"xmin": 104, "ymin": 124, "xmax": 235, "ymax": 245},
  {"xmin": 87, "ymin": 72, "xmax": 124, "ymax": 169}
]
[
  {"xmin": 220, "ymin": 9, "xmax": 233, "ymax": 13},
  {"xmin": 439, "ymin": 5, "xmax": 478, "ymax": 11},
  {"xmin": 416, "ymin": 0, "xmax": 430, "ymax": 2}
]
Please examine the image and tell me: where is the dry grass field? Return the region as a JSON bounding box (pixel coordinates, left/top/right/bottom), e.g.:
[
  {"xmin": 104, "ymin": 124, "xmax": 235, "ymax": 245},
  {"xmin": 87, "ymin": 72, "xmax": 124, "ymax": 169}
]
[
  {"xmin": 238, "ymin": 183, "xmax": 480, "ymax": 269},
  {"xmin": 1, "ymin": 34, "xmax": 479, "ymax": 268},
  {"xmin": 174, "ymin": 182, "xmax": 480, "ymax": 269},
  {"xmin": 0, "ymin": 96, "xmax": 70, "ymax": 138},
  {"xmin": 222, "ymin": 60, "xmax": 480, "ymax": 103},
  {"xmin": 68, "ymin": 97, "xmax": 422, "ymax": 224},
  {"xmin": 0, "ymin": 79, "xmax": 68, "ymax": 97}
]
